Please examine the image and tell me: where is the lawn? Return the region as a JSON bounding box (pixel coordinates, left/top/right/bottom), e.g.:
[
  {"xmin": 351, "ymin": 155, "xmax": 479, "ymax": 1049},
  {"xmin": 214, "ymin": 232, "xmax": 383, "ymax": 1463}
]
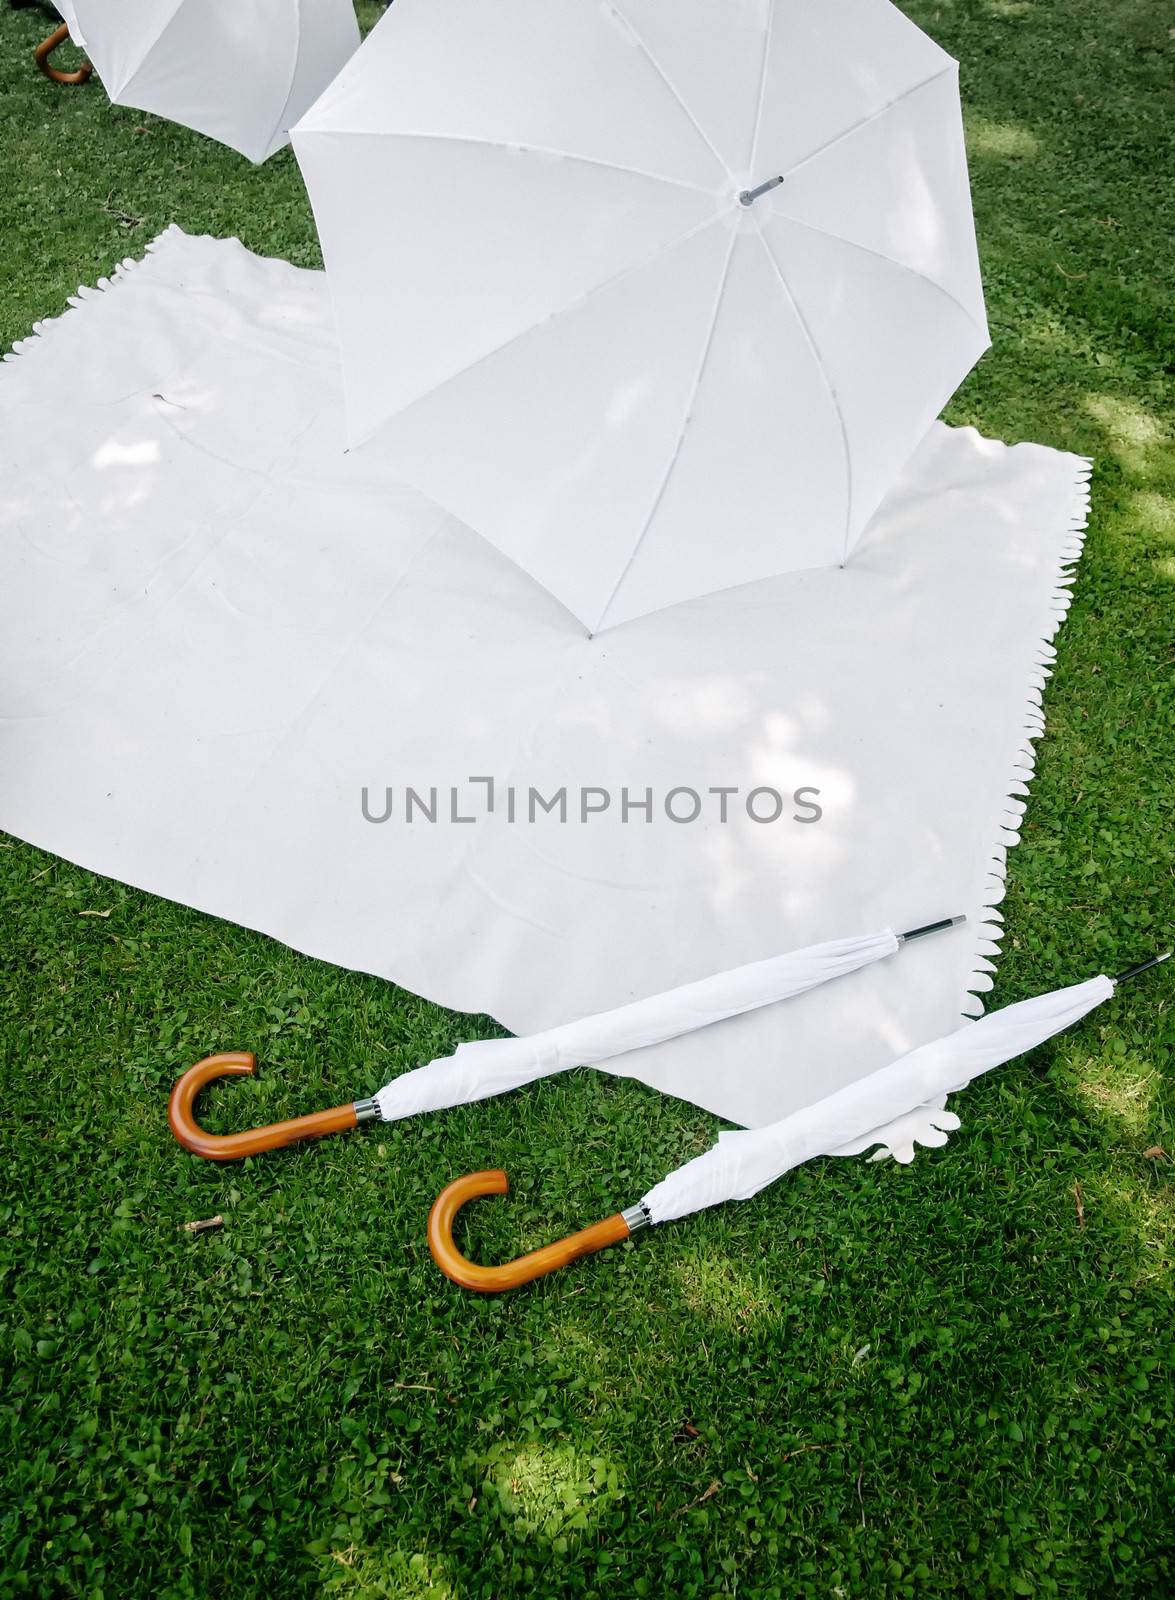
[{"xmin": 1, "ymin": 1, "xmax": 1172, "ymax": 1596}]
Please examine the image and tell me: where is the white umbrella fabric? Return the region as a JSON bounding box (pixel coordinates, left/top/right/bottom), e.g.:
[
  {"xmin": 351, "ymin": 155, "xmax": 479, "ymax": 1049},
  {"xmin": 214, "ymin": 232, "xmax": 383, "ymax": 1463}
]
[
  {"xmin": 69, "ymin": 0, "xmax": 359, "ymax": 164},
  {"xmin": 54, "ymin": 1, "xmax": 81, "ymax": 38},
  {"xmin": 425, "ymin": 955, "xmax": 1168, "ymax": 1290},
  {"xmin": 293, "ymin": 0, "xmax": 989, "ymax": 630}
]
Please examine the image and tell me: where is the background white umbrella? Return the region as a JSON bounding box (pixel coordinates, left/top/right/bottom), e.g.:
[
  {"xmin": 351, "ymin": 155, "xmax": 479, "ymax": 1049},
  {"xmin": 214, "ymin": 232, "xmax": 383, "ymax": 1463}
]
[
  {"xmin": 67, "ymin": 0, "xmax": 359, "ymax": 163},
  {"xmin": 294, "ymin": 0, "xmax": 989, "ymax": 630},
  {"xmin": 34, "ymin": 5, "xmax": 90, "ymax": 84}
]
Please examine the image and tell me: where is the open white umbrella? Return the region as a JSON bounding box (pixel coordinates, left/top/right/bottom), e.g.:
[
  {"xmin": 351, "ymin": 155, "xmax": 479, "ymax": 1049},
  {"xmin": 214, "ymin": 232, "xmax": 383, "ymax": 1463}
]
[
  {"xmin": 60, "ymin": 0, "xmax": 359, "ymax": 163},
  {"xmin": 424, "ymin": 952, "xmax": 1169, "ymax": 1290},
  {"xmin": 293, "ymin": 0, "xmax": 989, "ymax": 630}
]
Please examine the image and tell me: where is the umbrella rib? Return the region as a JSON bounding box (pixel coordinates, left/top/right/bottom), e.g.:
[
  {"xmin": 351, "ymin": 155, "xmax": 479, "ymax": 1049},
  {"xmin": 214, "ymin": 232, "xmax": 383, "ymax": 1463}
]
[
  {"xmin": 594, "ymin": 229, "xmax": 738, "ymax": 631},
  {"xmin": 754, "ymin": 230, "xmax": 855, "ymax": 563},
  {"xmin": 309, "ymin": 127, "xmax": 716, "ymax": 198},
  {"xmin": 781, "ymin": 63, "xmax": 958, "ymax": 181},
  {"xmin": 762, "ymin": 209, "xmax": 988, "ymax": 339},
  {"xmin": 747, "ymin": 0, "xmax": 777, "ymax": 176},
  {"xmin": 601, "ymin": 2, "xmax": 730, "ymax": 181}
]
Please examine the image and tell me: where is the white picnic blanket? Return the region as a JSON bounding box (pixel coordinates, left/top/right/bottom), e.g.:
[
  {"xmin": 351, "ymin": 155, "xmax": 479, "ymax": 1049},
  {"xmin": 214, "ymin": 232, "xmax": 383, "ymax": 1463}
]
[{"xmin": 0, "ymin": 228, "xmax": 1090, "ymax": 1136}]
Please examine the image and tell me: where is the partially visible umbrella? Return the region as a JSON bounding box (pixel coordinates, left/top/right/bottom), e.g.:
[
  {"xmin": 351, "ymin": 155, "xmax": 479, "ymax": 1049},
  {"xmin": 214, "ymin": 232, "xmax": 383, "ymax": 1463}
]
[
  {"xmin": 59, "ymin": 0, "xmax": 359, "ymax": 163},
  {"xmin": 35, "ymin": 4, "xmax": 91, "ymax": 85},
  {"xmin": 426, "ymin": 952, "xmax": 1170, "ymax": 1291},
  {"xmin": 168, "ymin": 916, "xmax": 964, "ymax": 1159}
]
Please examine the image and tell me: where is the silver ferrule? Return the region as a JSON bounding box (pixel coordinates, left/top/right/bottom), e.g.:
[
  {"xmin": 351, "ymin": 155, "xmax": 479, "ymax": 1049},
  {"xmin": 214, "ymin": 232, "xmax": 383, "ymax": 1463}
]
[
  {"xmin": 621, "ymin": 1202, "xmax": 652, "ymax": 1233},
  {"xmin": 352, "ymin": 1096, "xmax": 382, "ymax": 1125}
]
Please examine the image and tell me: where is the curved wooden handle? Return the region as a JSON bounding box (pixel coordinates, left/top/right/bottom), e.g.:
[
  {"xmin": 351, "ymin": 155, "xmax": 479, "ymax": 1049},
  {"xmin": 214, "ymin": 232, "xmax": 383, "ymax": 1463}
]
[
  {"xmin": 427, "ymin": 1169, "xmax": 630, "ymax": 1292},
  {"xmin": 168, "ymin": 1052, "xmax": 359, "ymax": 1161},
  {"xmin": 35, "ymin": 23, "xmax": 93, "ymax": 85}
]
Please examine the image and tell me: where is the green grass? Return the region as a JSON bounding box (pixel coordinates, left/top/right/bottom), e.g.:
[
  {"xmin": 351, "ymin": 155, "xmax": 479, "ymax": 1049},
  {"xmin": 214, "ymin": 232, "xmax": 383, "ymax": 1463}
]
[{"xmin": 1, "ymin": 1, "xmax": 1173, "ymax": 1595}]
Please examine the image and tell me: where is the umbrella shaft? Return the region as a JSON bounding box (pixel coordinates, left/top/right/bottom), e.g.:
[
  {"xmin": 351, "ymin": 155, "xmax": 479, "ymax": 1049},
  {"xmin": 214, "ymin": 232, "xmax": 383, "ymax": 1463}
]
[{"xmin": 739, "ymin": 175, "xmax": 785, "ymax": 206}]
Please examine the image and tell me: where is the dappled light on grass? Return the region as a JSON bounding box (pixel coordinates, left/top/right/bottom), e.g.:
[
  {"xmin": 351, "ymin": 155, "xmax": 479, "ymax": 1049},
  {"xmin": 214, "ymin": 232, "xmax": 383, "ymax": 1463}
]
[
  {"xmin": 1083, "ymin": 394, "xmax": 1171, "ymax": 478},
  {"xmin": 470, "ymin": 1441, "xmax": 626, "ymax": 1550},
  {"xmin": 1061, "ymin": 1043, "xmax": 1162, "ymax": 1140},
  {"xmin": 316, "ymin": 1542, "xmax": 457, "ymax": 1600},
  {"xmin": 963, "ymin": 114, "xmax": 1042, "ymax": 160},
  {"xmin": 671, "ymin": 1251, "xmax": 779, "ymax": 1335},
  {"xmin": 1127, "ymin": 490, "xmax": 1175, "ymax": 543},
  {"xmin": 1084, "ymin": 1173, "xmax": 1174, "ymax": 1289}
]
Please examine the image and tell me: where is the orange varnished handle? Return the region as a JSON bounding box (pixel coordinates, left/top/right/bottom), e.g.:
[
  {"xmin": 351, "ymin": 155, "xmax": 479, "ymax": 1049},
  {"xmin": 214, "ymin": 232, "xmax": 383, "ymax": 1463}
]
[
  {"xmin": 168, "ymin": 1052, "xmax": 359, "ymax": 1161},
  {"xmin": 36, "ymin": 23, "xmax": 92, "ymax": 85},
  {"xmin": 427, "ymin": 1169, "xmax": 630, "ymax": 1292}
]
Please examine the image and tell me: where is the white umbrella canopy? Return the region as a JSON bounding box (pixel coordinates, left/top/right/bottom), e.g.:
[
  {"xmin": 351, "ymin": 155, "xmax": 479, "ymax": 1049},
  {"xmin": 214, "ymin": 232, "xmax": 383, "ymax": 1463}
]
[
  {"xmin": 293, "ymin": 0, "xmax": 989, "ymax": 631},
  {"xmin": 69, "ymin": 0, "xmax": 359, "ymax": 164}
]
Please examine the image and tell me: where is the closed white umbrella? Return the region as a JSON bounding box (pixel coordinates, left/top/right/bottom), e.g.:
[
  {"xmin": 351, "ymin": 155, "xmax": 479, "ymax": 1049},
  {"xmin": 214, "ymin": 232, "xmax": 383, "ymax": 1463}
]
[
  {"xmin": 424, "ymin": 953, "xmax": 1169, "ymax": 1290},
  {"xmin": 642, "ymin": 977, "xmax": 1114, "ymax": 1224},
  {"xmin": 372, "ymin": 921, "xmax": 944, "ymax": 1121},
  {"xmin": 293, "ymin": 0, "xmax": 988, "ymax": 630},
  {"xmin": 168, "ymin": 916, "xmax": 963, "ymax": 1158},
  {"xmin": 65, "ymin": 0, "xmax": 359, "ymax": 163}
]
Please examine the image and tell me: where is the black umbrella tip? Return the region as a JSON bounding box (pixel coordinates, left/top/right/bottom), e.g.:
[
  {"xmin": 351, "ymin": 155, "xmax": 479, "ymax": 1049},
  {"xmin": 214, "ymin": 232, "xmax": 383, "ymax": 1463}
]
[
  {"xmin": 1113, "ymin": 950, "xmax": 1172, "ymax": 985},
  {"xmin": 898, "ymin": 913, "xmax": 967, "ymax": 943}
]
